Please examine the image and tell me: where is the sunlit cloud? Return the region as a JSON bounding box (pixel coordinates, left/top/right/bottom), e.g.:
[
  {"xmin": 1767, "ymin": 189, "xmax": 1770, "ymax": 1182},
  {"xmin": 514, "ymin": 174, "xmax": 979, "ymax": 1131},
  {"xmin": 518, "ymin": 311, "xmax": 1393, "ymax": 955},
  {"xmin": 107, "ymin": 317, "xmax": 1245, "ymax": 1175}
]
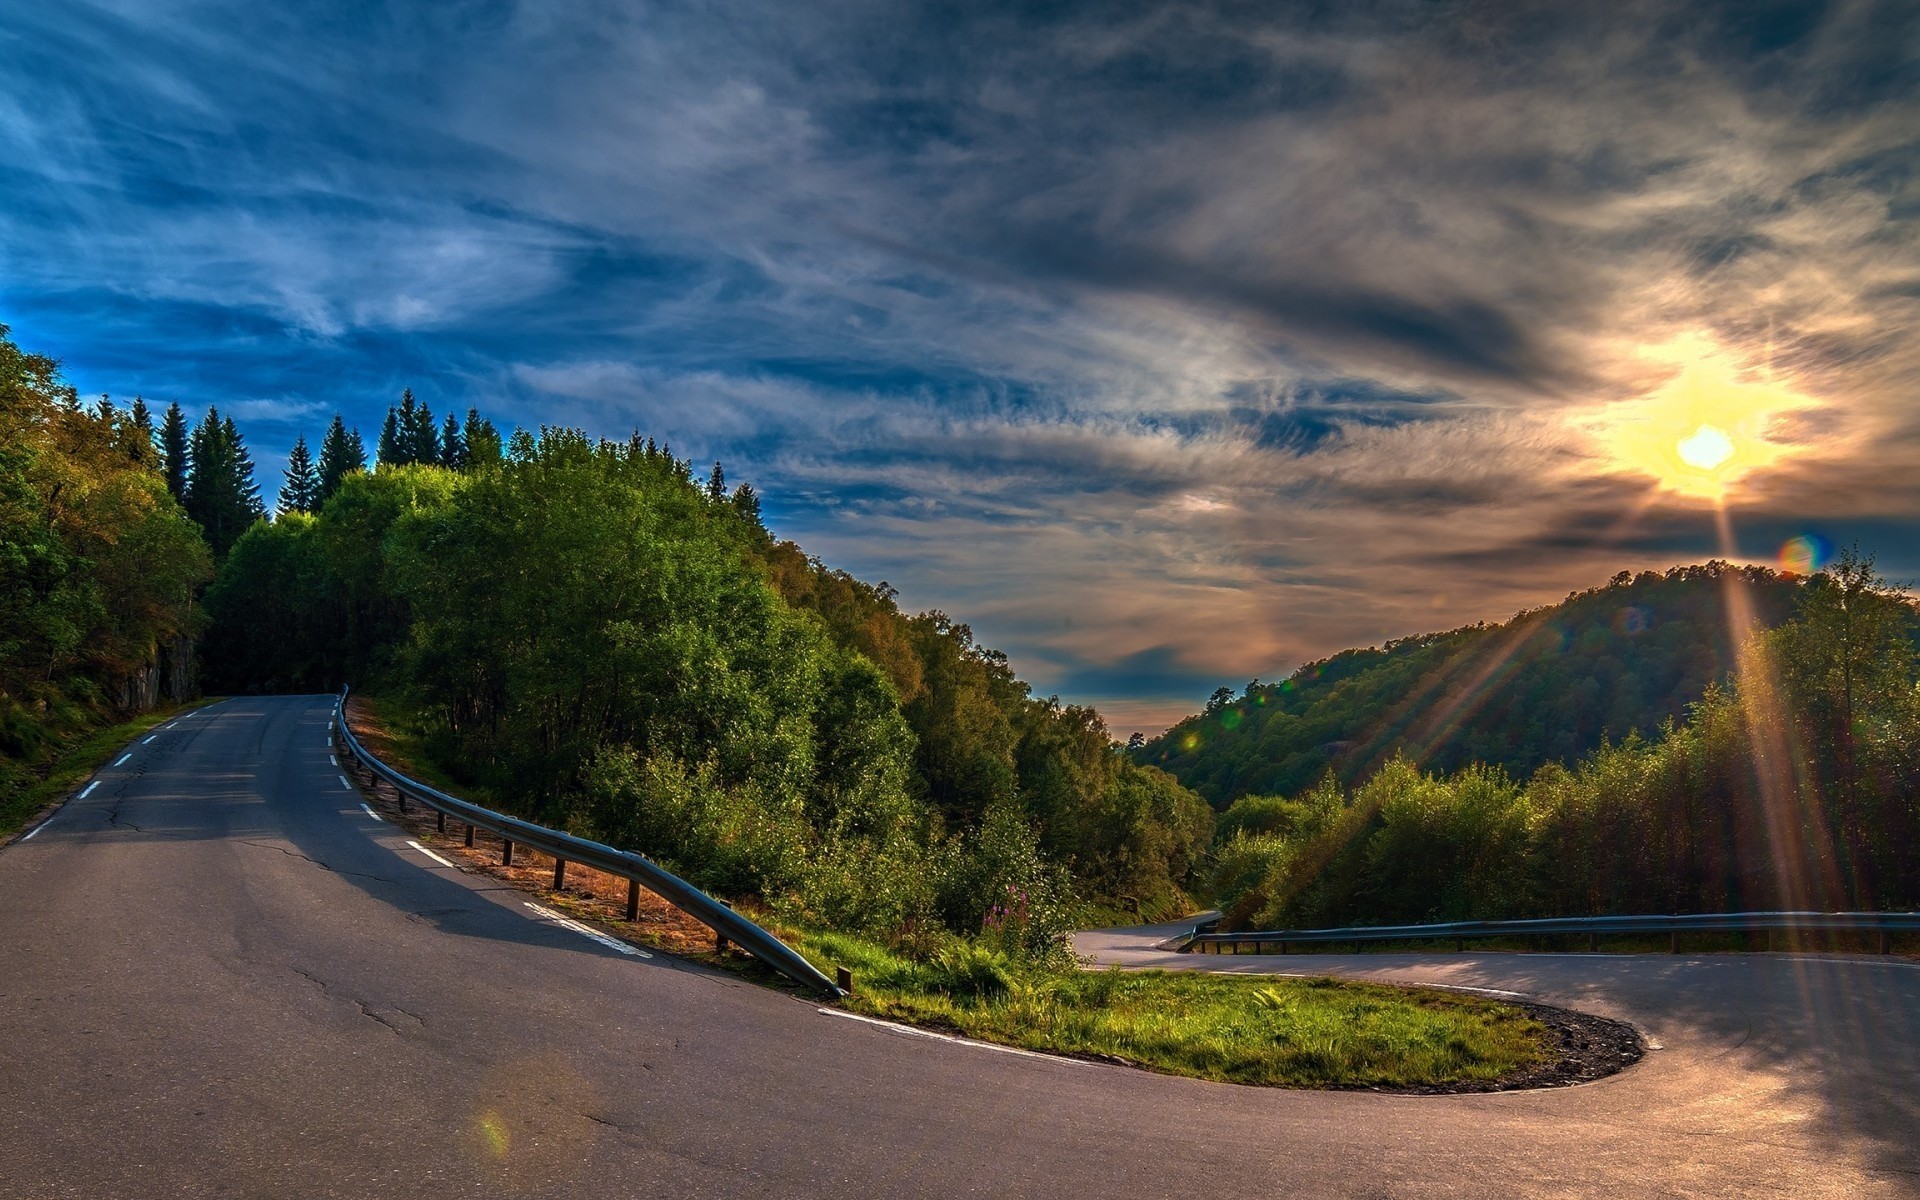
[{"xmin": 5, "ymin": 2, "xmax": 1920, "ymax": 734}]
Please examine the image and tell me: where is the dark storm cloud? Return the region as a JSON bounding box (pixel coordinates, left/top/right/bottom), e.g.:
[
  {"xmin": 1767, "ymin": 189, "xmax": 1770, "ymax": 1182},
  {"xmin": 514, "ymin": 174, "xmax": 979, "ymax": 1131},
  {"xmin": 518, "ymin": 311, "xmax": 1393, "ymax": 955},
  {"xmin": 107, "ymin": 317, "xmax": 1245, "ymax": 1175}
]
[{"xmin": 4, "ymin": 0, "xmax": 1919, "ymax": 733}]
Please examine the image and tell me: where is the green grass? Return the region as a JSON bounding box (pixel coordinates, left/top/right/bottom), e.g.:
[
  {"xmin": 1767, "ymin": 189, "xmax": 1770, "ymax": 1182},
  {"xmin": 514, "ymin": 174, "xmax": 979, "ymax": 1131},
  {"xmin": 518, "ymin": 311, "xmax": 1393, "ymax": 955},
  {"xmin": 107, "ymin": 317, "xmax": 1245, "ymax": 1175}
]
[
  {"xmin": 791, "ymin": 928, "xmax": 1550, "ymax": 1088},
  {"xmin": 1, "ymin": 699, "xmax": 213, "ymax": 839}
]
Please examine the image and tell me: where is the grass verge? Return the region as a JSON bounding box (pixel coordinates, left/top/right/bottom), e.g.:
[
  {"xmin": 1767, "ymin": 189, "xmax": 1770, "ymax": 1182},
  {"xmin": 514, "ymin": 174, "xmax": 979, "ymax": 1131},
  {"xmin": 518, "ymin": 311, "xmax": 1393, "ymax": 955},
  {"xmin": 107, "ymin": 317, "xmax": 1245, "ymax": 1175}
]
[
  {"xmin": 345, "ymin": 691, "xmax": 1555, "ymax": 1090},
  {"xmin": 788, "ymin": 928, "xmax": 1550, "ymax": 1089},
  {"xmin": 1, "ymin": 699, "xmax": 214, "ymax": 840}
]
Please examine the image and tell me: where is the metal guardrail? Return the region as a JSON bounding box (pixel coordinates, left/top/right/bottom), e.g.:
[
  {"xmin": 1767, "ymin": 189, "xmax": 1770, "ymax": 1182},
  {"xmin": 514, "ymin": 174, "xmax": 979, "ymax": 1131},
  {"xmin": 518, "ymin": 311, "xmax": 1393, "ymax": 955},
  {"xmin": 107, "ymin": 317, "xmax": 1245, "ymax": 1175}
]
[
  {"xmin": 332, "ymin": 689, "xmax": 845, "ymax": 997},
  {"xmin": 1183, "ymin": 910, "xmax": 1920, "ymax": 956}
]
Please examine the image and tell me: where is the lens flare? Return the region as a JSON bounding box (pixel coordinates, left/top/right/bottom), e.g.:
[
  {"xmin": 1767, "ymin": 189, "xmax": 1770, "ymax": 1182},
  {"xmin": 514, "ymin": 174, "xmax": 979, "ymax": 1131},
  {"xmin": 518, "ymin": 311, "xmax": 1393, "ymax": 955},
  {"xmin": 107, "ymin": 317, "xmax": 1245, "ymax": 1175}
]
[{"xmin": 1779, "ymin": 533, "xmax": 1832, "ymax": 577}]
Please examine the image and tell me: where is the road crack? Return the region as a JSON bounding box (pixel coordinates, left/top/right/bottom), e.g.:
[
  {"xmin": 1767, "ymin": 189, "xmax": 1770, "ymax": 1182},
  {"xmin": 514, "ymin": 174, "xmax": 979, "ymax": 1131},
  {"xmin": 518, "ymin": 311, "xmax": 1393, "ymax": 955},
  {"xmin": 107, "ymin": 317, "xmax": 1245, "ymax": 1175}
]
[
  {"xmin": 290, "ymin": 966, "xmax": 426, "ymax": 1035},
  {"xmin": 241, "ymin": 840, "xmax": 394, "ymax": 883}
]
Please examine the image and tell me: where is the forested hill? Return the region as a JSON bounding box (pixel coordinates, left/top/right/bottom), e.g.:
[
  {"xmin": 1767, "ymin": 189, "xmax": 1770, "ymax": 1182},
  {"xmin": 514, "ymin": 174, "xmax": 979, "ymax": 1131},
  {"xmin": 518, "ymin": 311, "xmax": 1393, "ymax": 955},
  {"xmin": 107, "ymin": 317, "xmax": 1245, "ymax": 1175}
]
[{"xmin": 1138, "ymin": 564, "xmax": 1808, "ymax": 807}]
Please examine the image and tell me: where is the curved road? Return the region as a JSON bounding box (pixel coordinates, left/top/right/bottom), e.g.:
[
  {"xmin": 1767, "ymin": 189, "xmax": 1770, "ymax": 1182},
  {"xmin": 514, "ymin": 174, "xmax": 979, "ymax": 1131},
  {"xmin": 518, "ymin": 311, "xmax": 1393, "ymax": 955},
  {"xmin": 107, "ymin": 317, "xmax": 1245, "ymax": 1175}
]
[{"xmin": 0, "ymin": 696, "xmax": 1913, "ymax": 1197}]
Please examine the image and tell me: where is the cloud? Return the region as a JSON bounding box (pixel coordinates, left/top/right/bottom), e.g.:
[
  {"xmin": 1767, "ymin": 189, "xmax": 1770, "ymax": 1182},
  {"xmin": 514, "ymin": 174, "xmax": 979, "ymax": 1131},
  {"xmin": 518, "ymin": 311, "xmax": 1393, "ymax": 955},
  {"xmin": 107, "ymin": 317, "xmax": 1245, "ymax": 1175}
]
[{"xmin": 6, "ymin": 1, "xmax": 1920, "ymax": 735}]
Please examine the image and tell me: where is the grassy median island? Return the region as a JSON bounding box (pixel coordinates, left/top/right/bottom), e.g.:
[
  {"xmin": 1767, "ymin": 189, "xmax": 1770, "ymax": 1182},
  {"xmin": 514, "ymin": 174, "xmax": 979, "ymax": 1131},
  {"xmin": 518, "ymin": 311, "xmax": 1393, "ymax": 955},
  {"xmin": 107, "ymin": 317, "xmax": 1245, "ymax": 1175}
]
[{"xmin": 795, "ymin": 930, "xmax": 1550, "ymax": 1088}]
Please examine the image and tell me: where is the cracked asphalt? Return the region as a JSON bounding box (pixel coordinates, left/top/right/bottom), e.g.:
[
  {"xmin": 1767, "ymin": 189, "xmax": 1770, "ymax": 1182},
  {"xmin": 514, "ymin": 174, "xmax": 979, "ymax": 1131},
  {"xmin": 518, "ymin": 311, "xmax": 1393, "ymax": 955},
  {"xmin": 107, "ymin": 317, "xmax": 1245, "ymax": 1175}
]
[{"xmin": 2, "ymin": 695, "xmax": 1916, "ymax": 1197}]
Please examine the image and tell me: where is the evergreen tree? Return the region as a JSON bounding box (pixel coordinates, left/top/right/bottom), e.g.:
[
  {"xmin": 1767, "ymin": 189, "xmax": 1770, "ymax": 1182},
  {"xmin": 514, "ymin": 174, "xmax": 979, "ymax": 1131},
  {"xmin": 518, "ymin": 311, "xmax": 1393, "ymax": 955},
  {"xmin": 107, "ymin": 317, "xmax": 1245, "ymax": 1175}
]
[
  {"xmin": 160, "ymin": 402, "xmax": 190, "ymax": 501},
  {"xmin": 731, "ymin": 482, "xmax": 761, "ymax": 524},
  {"xmin": 706, "ymin": 461, "xmax": 726, "ymax": 501},
  {"xmin": 463, "ymin": 408, "xmax": 501, "ymax": 466},
  {"xmin": 128, "ymin": 397, "xmax": 155, "ymax": 464},
  {"xmin": 317, "ymin": 415, "xmax": 366, "ymax": 505},
  {"xmin": 278, "ymin": 434, "xmax": 320, "ymax": 514},
  {"xmin": 183, "ymin": 407, "xmax": 265, "ymax": 558},
  {"xmin": 404, "ymin": 391, "xmax": 439, "ymax": 465},
  {"xmin": 377, "ymin": 407, "xmax": 403, "ymax": 467},
  {"xmin": 439, "ymin": 412, "xmax": 465, "ymax": 469}
]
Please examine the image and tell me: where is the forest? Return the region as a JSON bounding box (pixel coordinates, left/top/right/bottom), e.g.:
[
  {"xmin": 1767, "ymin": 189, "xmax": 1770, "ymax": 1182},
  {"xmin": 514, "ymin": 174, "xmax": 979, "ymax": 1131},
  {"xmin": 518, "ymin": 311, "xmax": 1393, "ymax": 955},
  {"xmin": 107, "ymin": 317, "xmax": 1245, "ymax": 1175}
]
[
  {"xmin": 1195, "ymin": 552, "xmax": 1920, "ymax": 929},
  {"xmin": 10, "ymin": 313, "xmax": 1920, "ymax": 949}
]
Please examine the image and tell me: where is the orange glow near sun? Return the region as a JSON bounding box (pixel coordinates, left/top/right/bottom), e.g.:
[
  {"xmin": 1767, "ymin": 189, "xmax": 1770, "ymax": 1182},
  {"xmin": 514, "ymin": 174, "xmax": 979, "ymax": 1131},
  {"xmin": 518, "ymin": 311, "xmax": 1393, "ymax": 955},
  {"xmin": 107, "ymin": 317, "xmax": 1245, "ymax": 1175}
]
[{"xmin": 1599, "ymin": 334, "xmax": 1819, "ymax": 501}]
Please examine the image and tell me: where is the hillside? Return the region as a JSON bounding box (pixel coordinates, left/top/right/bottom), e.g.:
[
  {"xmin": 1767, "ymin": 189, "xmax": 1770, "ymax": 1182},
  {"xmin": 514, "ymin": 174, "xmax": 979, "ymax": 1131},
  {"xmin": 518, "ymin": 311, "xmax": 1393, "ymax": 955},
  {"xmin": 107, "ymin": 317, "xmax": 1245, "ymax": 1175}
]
[{"xmin": 1137, "ymin": 563, "xmax": 1808, "ymax": 806}]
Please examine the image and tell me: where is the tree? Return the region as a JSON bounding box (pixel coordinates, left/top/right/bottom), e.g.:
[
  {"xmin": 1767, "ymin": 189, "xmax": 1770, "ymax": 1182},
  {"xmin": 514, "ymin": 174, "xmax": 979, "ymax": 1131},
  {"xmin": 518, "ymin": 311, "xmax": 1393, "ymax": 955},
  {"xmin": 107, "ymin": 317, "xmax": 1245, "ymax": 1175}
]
[
  {"xmin": 462, "ymin": 408, "xmax": 501, "ymax": 467},
  {"xmin": 159, "ymin": 402, "xmax": 189, "ymax": 501},
  {"xmin": 316, "ymin": 414, "xmax": 366, "ymax": 506},
  {"xmin": 377, "ymin": 407, "xmax": 403, "ymax": 467},
  {"xmin": 439, "ymin": 412, "xmax": 465, "ymax": 470},
  {"xmin": 128, "ymin": 397, "xmax": 155, "ymax": 464},
  {"xmin": 403, "ymin": 389, "xmax": 438, "ymax": 466},
  {"xmin": 182, "ymin": 407, "xmax": 265, "ymax": 558},
  {"xmin": 706, "ymin": 461, "xmax": 726, "ymax": 501},
  {"xmin": 278, "ymin": 434, "xmax": 320, "ymax": 514}
]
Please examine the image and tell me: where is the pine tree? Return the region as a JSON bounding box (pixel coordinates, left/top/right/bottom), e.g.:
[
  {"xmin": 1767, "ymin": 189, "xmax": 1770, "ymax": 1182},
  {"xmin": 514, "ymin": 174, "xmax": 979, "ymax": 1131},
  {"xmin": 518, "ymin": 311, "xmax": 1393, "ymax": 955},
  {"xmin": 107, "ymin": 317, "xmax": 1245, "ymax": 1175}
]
[
  {"xmin": 405, "ymin": 392, "xmax": 439, "ymax": 465},
  {"xmin": 730, "ymin": 482, "xmax": 761, "ymax": 524},
  {"xmin": 706, "ymin": 461, "xmax": 726, "ymax": 501},
  {"xmin": 377, "ymin": 406, "xmax": 403, "ymax": 467},
  {"xmin": 128, "ymin": 397, "xmax": 155, "ymax": 464},
  {"xmin": 440, "ymin": 412, "xmax": 465, "ymax": 469},
  {"xmin": 182, "ymin": 408, "xmax": 265, "ymax": 558},
  {"xmin": 463, "ymin": 408, "xmax": 501, "ymax": 466},
  {"xmin": 278, "ymin": 434, "xmax": 320, "ymax": 514},
  {"xmin": 317, "ymin": 415, "xmax": 366, "ymax": 505},
  {"xmin": 160, "ymin": 402, "xmax": 190, "ymax": 501}
]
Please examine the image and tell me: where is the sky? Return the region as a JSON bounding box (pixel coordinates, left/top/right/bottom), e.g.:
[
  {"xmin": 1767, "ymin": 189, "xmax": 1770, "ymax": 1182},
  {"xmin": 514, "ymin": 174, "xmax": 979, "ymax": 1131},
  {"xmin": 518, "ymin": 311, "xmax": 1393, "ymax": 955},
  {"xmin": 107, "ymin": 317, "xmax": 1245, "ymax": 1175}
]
[{"xmin": 5, "ymin": 1, "xmax": 1919, "ymax": 734}]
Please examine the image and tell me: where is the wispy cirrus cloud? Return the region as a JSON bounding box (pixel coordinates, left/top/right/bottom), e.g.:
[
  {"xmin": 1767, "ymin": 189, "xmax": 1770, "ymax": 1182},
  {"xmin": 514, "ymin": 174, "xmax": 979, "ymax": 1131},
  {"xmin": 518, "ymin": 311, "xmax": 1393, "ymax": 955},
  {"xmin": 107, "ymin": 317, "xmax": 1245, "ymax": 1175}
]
[{"xmin": 5, "ymin": 1, "xmax": 1919, "ymax": 732}]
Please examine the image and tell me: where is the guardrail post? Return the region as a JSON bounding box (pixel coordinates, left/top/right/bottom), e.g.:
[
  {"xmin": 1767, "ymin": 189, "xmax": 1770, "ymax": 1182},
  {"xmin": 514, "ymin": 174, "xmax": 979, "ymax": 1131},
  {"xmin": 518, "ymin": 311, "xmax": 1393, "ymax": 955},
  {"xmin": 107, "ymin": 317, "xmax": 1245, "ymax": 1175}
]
[
  {"xmin": 1670, "ymin": 930, "xmax": 1680, "ymax": 954},
  {"xmin": 1881, "ymin": 930, "xmax": 1892, "ymax": 955},
  {"xmin": 465, "ymin": 822, "xmax": 475, "ymax": 848},
  {"xmin": 553, "ymin": 858, "xmax": 566, "ymax": 891},
  {"xmin": 1589, "ymin": 932, "xmax": 1599, "ymax": 953},
  {"xmin": 1455, "ymin": 937, "xmax": 1465, "ymax": 952},
  {"xmin": 836, "ymin": 966, "xmax": 854, "ymax": 995},
  {"xmin": 502, "ymin": 838, "xmax": 514, "ymax": 867},
  {"xmin": 625, "ymin": 878, "xmax": 640, "ymax": 921},
  {"xmin": 716, "ymin": 899, "xmax": 733, "ymax": 953},
  {"xmin": 436, "ymin": 810, "xmax": 445, "ymax": 833}
]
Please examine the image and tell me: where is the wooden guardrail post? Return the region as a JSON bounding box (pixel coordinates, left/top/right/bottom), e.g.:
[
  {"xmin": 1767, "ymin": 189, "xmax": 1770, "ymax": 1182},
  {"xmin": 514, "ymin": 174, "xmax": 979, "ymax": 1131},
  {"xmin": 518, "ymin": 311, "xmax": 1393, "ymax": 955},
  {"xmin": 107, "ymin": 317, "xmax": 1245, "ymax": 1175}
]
[
  {"xmin": 625, "ymin": 878, "xmax": 640, "ymax": 921},
  {"xmin": 502, "ymin": 838, "xmax": 514, "ymax": 867},
  {"xmin": 552, "ymin": 858, "xmax": 567, "ymax": 890}
]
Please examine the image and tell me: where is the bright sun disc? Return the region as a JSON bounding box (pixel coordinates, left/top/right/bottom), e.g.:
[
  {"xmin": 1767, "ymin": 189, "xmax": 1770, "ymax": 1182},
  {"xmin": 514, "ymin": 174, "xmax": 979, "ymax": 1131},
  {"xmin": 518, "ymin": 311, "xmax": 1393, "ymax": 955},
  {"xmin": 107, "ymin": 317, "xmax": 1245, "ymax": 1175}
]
[
  {"xmin": 1594, "ymin": 334, "xmax": 1819, "ymax": 501},
  {"xmin": 1677, "ymin": 424, "xmax": 1734, "ymax": 471}
]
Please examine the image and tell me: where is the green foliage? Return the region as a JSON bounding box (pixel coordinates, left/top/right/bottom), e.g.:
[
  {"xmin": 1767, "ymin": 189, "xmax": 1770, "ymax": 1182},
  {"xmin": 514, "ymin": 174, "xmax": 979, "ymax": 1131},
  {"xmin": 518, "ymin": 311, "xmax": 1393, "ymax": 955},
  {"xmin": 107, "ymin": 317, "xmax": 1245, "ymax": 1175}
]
[
  {"xmin": 1143, "ymin": 562, "xmax": 1803, "ymax": 804},
  {"xmin": 791, "ymin": 927, "xmax": 1548, "ymax": 1088},
  {"xmin": 315, "ymin": 414, "xmax": 366, "ymax": 506},
  {"xmin": 1211, "ymin": 565, "xmax": 1920, "ymax": 928},
  {"xmin": 0, "ymin": 326, "xmax": 212, "ymax": 815},
  {"xmin": 181, "ymin": 408, "xmax": 265, "ymax": 558},
  {"xmin": 277, "ymin": 434, "xmax": 320, "ymax": 514}
]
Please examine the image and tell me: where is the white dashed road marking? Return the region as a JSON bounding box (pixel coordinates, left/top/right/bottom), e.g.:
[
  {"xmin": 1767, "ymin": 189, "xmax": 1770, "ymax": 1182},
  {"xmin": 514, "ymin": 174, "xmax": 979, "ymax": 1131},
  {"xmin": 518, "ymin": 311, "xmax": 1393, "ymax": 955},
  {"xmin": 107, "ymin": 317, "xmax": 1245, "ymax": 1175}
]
[
  {"xmin": 523, "ymin": 902, "xmax": 651, "ymax": 957},
  {"xmin": 360, "ymin": 803, "xmax": 384, "ymax": 822},
  {"xmin": 407, "ymin": 840, "xmax": 456, "ymax": 868}
]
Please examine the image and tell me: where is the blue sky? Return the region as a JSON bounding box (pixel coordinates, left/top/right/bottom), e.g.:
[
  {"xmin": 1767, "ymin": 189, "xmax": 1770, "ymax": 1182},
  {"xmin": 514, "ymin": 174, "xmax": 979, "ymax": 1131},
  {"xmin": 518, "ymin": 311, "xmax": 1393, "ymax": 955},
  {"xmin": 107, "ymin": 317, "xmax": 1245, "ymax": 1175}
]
[{"xmin": 6, "ymin": 1, "xmax": 1920, "ymax": 732}]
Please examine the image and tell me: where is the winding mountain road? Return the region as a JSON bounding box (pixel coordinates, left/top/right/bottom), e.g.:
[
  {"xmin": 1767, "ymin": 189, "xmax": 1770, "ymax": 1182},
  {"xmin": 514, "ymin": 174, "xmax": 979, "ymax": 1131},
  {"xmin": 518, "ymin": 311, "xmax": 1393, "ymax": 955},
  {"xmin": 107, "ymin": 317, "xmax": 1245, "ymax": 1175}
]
[{"xmin": 2, "ymin": 695, "xmax": 1915, "ymax": 1197}]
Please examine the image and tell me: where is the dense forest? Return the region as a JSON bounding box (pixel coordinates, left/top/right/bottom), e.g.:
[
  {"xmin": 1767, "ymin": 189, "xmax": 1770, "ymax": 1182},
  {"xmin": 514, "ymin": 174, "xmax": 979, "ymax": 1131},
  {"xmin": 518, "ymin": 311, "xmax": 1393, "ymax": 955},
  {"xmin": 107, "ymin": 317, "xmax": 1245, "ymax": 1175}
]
[
  {"xmin": 1139, "ymin": 564, "xmax": 1806, "ymax": 804},
  {"xmin": 1202, "ymin": 551, "xmax": 1920, "ymax": 928},
  {"xmin": 199, "ymin": 412, "xmax": 1211, "ymax": 952},
  {"xmin": 0, "ymin": 327, "xmax": 212, "ymax": 817}
]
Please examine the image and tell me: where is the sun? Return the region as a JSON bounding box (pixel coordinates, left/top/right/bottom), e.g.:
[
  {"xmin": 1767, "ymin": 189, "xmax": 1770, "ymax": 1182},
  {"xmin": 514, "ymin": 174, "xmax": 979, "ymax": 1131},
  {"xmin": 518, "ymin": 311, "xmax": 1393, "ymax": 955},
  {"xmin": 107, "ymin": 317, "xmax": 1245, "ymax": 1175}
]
[{"xmin": 1595, "ymin": 333, "xmax": 1818, "ymax": 501}]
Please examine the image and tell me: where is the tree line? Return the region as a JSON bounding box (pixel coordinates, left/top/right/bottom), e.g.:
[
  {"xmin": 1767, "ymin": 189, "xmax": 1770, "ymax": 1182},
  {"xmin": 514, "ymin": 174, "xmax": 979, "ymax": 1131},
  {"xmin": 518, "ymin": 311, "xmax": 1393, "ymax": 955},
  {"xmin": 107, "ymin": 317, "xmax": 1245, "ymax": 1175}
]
[
  {"xmin": 1208, "ymin": 549, "xmax": 1920, "ymax": 928},
  {"xmin": 200, "ymin": 421, "xmax": 1211, "ymax": 950},
  {"xmin": 0, "ymin": 326, "xmax": 211, "ymax": 814}
]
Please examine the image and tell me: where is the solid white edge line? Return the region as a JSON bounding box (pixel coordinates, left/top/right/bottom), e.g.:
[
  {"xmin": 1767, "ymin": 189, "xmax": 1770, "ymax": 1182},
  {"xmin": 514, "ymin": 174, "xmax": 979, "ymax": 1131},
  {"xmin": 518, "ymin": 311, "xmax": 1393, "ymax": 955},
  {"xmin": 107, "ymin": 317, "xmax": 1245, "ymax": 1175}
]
[
  {"xmin": 114, "ymin": 754, "xmax": 132, "ymax": 767},
  {"xmin": 523, "ymin": 902, "xmax": 651, "ymax": 958},
  {"xmin": 20, "ymin": 822, "xmax": 44, "ymax": 841},
  {"xmin": 360, "ymin": 803, "xmax": 384, "ymax": 823},
  {"xmin": 79, "ymin": 781, "xmax": 100, "ymax": 799},
  {"xmin": 338, "ymin": 775, "xmax": 352, "ymax": 790},
  {"xmin": 406, "ymin": 839, "xmax": 456, "ymax": 868},
  {"xmin": 816, "ymin": 1008, "xmax": 1091, "ymax": 1065}
]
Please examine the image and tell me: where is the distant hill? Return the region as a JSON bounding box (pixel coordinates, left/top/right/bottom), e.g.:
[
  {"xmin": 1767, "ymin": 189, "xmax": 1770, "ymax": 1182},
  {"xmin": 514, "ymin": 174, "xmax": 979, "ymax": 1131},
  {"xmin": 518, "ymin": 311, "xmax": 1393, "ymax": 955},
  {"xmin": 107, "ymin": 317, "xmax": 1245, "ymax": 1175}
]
[{"xmin": 1136, "ymin": 563, "xmax": 1806, "ymax": 807}]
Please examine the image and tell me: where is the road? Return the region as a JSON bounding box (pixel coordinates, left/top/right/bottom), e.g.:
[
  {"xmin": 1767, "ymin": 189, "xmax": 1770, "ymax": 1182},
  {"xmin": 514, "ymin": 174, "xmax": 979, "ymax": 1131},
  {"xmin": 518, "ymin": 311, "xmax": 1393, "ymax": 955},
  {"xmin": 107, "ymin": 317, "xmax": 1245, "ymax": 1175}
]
[{"xmin": 0, "ymin": 695, "xmax": 1914, "ymax": 1197}]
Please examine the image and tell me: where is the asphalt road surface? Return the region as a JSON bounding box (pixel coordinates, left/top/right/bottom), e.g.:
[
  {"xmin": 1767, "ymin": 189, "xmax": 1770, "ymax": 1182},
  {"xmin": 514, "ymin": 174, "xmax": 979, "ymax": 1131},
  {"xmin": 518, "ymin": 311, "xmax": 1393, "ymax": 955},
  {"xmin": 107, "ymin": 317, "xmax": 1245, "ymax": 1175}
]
[{"xmin": 2, "ymin": 695, "xmax": 1916, "ymax": 1198}]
